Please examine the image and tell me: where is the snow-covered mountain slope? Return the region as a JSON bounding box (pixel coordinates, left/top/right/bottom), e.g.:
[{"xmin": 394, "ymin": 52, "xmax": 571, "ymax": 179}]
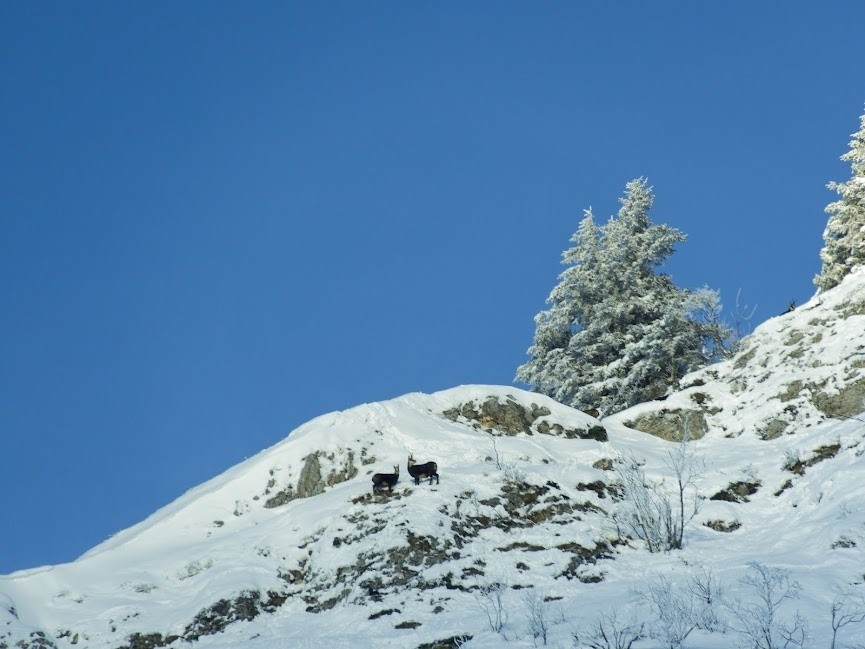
[
  {"xmin": 3, "ymin": 272, "xmax": 865, "ymax": 649},
  {"xmin": 607, "ymin": 267, "xmax": 865, "ymax": 443}
]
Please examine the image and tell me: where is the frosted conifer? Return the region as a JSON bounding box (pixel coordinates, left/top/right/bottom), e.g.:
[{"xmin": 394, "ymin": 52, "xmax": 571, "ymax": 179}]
[
  {"xmin": 516, "ymin": 208, "xmax": 601, "ymax": 399},
  {"xmin": 815, "ymin": 108, "xmax": 865, "ymax": 292},
  {"xmin": 517, "ymin": 179, "xmax": 728, "ymax": 415}
]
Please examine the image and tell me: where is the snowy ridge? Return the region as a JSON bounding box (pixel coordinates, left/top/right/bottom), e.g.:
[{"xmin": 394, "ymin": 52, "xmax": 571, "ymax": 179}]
[
  {"xmin": 3, "ymin": 276, "xmax": 865, "ymax": 648},
  {"xmin": 606, "ymin": 267, "xmax": 865, "ymax": 441}
]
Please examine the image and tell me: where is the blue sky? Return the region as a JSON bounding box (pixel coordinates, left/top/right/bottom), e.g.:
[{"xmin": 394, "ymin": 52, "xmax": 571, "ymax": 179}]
[{"xmin": 2, "ymin": 3, "xmax": 864, "ymax": 574}]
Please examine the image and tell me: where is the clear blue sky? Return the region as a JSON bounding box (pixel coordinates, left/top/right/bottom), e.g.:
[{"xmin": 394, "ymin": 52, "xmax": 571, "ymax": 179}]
[{"xmin": 2, "ymin": 3, "xmax": 864, "ymax": 574}]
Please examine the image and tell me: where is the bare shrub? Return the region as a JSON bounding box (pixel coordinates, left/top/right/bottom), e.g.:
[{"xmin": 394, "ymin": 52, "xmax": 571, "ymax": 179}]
[
  {"xmin": 636, "ymin": 568, "xmax": 726, "ymax": 648},
  {"xmin": 614, "ymin": 453, "xmax": 670, "ymax": 553},
  {"xmin": 573, "ymin": 609, "xmax": 645, "ymax": 649},
  {"xmin": 613, "ymin": 418, "xmax": 702, "ymax": 552},
  {"xmin": 485, "ymin": 431, "xmax": 503, "ymax": 470},
  {"xmin": 687, "ymin": 567, "xmax": 726, "ymax": 633},
  {"xmin": 727, "ymin": 288, "xmax": 758, "ymax": 356},
  {"xmin": 474, "ymin": 582, "xmax": 509, "ymax": 635},
  {"xmin": 639, "ymin": 574, "xmax": 699, "ymax": 648},
  {"xmin": 830, "ymin": 589, "xmax": 865, "ymax": 649},
  {"xmin": 614, "ymin": 453, "xmax": 700, "ymax": 552},
  {"xmin": 665, "ymin": 420, "xmax": 704, "ymax": 549},
  {"xmin": 726, "ymin": 562, "xmax": 807, "ymax": 649},
  {"xmin": 522, "ymin": 589, "xmax": 551, "ymax": 646}
]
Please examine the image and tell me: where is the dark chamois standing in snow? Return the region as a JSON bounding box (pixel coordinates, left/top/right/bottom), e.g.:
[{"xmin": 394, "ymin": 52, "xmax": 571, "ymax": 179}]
[
  {"xmin": 371, "ymin": 465, "xmax": 399, "ymax": 493},
  {"xmin": 407, "ymin": 454, "xmax": 439, "ymax": 485}
]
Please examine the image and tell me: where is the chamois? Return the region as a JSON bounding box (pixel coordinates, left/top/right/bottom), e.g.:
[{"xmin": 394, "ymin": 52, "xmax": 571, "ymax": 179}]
[
  {"xmin": 371, "ymin": 465, "xmax": 399, "ymax": 493},
  {"xmin": 407, "ymin": 454, "xmax": 439, "ymax": 485}
]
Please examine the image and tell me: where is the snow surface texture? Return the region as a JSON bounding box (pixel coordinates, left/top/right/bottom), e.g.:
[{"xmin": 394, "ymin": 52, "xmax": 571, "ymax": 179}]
[{"xmin": 3, "ymin": 271, "xmax": 865, "ymax": 649}]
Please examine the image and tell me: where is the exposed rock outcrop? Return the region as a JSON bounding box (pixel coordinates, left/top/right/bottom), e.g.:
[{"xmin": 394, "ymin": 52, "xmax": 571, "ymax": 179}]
[{"xmin": 442, "ymin": 394, "xmax": 605, "ymax": 440}]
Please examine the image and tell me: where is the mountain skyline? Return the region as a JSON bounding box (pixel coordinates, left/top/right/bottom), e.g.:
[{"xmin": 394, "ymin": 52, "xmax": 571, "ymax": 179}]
[
  {"xmin": 3, "ymin": 3, "xmax": 865, "ymax": 575},
  {"xmin": 3, "ymin": 267, "xmax": 865, "ymax": 648}
]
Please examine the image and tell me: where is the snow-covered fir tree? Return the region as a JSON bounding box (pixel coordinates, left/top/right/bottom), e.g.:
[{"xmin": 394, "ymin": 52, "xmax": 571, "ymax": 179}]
[
  {"xmin": 515, "ymin": 208, "xmax": 602, "ymax": 400},
  {"xmin": 815, "ymin": 107, "xmax": 865, "ymax": 292},
  {"xmin": 517, "ymin": 178, "xmax": 729, "ymax": 415}
]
